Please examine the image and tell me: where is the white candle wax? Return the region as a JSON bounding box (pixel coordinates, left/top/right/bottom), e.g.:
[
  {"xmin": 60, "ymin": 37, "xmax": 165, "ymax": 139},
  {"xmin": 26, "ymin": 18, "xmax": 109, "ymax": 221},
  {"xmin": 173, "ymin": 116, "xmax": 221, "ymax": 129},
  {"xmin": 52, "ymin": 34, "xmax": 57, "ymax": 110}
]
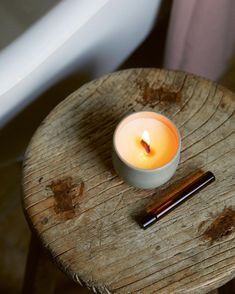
[
  {"xmin": 115, "ymin": 117, "xmax": 178, "ymax": 169},
  {"xmin": 112, "ymin": 112, "xmax": 181, "ymax": 189}
]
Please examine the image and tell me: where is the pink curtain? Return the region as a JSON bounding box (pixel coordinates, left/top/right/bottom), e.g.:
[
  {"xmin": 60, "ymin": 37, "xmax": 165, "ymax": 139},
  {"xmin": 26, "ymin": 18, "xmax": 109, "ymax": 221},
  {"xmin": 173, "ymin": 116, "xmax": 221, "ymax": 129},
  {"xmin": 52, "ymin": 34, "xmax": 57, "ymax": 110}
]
[{"xmin": 164, "ymin": 0, "xmax": 235, "ymax": 80}]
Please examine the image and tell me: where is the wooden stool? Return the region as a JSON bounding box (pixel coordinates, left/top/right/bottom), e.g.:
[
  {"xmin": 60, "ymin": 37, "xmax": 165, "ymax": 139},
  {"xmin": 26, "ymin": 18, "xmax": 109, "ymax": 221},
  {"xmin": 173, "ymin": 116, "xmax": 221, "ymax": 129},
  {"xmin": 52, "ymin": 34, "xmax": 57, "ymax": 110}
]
[{"xmin": 22, "ymin": 69, "xmax": 235, "ymax": 293}]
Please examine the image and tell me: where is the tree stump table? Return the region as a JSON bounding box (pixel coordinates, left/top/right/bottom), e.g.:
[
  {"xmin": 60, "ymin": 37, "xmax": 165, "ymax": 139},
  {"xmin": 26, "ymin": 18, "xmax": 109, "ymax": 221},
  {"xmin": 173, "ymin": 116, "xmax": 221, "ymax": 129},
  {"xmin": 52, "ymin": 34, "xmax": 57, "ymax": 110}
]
[{"xmin": 22, "ymin": 69, "xmax": 235, "ymax": 294}]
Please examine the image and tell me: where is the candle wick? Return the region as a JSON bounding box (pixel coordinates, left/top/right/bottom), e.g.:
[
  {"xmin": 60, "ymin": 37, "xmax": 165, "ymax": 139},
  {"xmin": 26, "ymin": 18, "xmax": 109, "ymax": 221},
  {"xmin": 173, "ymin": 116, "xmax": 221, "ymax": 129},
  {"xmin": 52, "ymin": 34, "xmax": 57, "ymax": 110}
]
[{"xmin": 141, "ymin": 139, "xmax": 151, "ymax": 154}]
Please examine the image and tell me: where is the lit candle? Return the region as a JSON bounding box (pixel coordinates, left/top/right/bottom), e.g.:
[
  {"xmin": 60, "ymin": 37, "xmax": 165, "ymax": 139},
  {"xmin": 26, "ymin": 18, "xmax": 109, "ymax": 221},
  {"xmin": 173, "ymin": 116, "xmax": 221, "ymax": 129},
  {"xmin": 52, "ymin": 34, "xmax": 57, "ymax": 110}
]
[{"xmin": 112, "ymin": 112, "xmax": 181, "ymax": 189}]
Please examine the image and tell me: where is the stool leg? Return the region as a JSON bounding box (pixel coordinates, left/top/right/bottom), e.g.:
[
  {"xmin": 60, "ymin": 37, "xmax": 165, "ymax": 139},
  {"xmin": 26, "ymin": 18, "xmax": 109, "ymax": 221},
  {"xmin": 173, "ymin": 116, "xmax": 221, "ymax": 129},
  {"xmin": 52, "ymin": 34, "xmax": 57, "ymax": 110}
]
[{"xmin": 22, "ymin": 234, "xmax": 56, "ymax": 294}]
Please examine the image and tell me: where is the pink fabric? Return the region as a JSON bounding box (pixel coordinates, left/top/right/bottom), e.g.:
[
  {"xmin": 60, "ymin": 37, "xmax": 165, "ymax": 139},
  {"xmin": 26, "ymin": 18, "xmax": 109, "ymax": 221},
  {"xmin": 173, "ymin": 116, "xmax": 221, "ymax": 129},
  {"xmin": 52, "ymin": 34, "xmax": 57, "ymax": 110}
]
[{"xmin": 164, "ymin": 0, "xmax": 235, "ymax": 80}]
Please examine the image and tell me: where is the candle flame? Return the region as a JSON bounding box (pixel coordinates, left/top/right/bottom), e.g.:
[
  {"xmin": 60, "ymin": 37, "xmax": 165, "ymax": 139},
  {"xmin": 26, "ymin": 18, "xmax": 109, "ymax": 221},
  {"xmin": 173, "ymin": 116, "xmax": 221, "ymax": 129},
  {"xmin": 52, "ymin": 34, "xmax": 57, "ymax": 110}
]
[
  {"xmin": 141, "ymin": 130, "xmax": 150, "ymax": 145},
  {"xmin": 141, "ymin": 130, "xmax": 151, "ymax": 153}
]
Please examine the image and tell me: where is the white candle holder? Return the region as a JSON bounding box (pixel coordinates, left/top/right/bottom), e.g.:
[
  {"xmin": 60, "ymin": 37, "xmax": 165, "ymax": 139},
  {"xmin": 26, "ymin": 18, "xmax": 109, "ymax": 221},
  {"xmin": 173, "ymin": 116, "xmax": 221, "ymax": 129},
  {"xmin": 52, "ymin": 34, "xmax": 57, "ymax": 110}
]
[{"xmin": 112, "ymin": 112, "xmax": 181, "ymax": 189}]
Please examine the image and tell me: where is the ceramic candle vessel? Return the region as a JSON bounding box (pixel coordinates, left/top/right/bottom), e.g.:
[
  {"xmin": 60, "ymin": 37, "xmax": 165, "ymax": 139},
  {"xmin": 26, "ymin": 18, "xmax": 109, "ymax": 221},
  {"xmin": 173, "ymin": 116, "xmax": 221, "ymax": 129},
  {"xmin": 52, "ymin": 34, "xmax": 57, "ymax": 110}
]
[{"xmin": 112, "ymin": 111, "xmax": 181, "ymax": 189}]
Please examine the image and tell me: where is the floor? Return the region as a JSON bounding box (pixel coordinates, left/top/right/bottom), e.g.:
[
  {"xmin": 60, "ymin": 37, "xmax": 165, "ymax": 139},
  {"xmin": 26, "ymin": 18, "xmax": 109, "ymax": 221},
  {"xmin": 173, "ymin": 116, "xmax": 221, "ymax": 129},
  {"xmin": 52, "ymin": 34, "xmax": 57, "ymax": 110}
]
[{"xmin": 0, "ymin": 2, "xmax": 235, "ymax": 294}]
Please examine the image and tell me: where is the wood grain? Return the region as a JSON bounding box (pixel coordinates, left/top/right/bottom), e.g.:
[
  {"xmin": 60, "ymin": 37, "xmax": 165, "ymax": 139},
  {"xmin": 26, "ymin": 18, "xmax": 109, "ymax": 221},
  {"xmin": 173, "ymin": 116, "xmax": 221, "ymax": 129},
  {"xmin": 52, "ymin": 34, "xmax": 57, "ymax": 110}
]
[{"xmin": 22, "ymin": 69, "xmax": 235, "ymax": 293}]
